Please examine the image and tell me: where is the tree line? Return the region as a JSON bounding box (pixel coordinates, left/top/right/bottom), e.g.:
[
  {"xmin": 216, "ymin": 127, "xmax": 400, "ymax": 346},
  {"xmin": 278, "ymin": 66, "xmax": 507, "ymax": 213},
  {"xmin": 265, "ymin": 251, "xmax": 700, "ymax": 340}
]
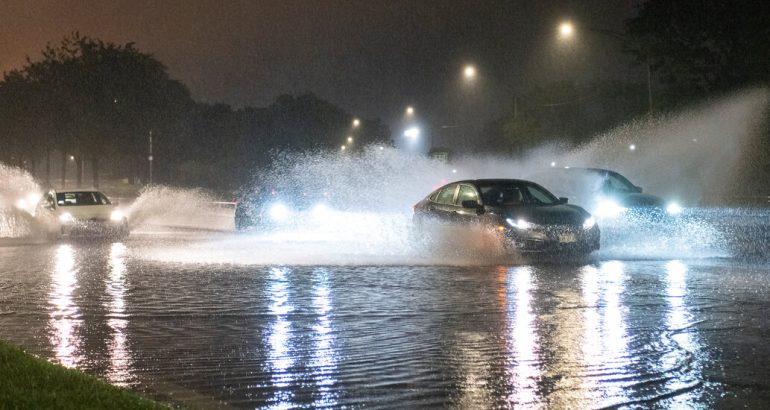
[{"xmin": 0, "ymin": 33, "xmax": 390, "ymax": 192}]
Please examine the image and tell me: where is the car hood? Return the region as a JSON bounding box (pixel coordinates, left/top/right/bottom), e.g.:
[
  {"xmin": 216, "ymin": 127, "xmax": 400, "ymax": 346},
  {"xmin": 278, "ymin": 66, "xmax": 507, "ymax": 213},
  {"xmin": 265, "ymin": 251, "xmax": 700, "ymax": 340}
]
[
  {"xmin": 500, "ymin": 204, "xmax": 589, "ymax": 226},
  {"xmin": 56, "ymin": 204, "xmax": 114, "ymax": 220}
]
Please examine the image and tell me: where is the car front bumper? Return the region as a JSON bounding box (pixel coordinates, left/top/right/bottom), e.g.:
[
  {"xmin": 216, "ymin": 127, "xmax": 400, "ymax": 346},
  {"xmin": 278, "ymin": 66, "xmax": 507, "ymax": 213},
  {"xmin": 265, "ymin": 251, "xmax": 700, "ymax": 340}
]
[
  {"xmin": 502, "ymin": 225, "xmax": 600, "ymax": 253},
  {"xmin": 61, "ymin": 218, "xmax": 128, "ymax": 237}
]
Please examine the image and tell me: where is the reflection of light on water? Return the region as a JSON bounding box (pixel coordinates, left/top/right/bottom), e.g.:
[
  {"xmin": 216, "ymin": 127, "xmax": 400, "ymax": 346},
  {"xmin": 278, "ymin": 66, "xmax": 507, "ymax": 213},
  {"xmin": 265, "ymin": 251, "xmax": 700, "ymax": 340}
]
[
  {"xmin": 662, "ymin": 260, "xmax": 702, "ymax": 401},
  {"xmin": 106, "ymin": 242, "xmax": 133, "ymax": 386},
  {"xmin": 266, "ymin": 267, "xmax": 296, "ymax": 409},
  {"xmin": 48, "ymin": 244, "xmax": 82, "ymax": 368},
  {"xmin": 310, "ymin": 268, "xmax": 338, "ymax": 407},
  {"xmin": 601, "ymin": 261, "xmax": 628, "ymax": 362},
  {"xmin": 665, "ymin": 261, "xmax": 689, "ymax": 333},
  {"xmin": 507, "ymin": 266, "xmax": 542, "ymax": 406},
  {"xmin": 579, "ymin": 265, "xmax": 602, "ymax": 404},
  {"xmin": 579, "ymin": 261, "xmax": 630, "ymax": 407}
]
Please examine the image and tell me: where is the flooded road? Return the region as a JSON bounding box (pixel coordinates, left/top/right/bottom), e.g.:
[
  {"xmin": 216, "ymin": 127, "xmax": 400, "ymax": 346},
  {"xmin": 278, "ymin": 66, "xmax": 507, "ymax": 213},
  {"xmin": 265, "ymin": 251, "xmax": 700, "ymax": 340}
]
[{"xmin": 2, "ymin": 231, "xmax": 770, "ymax": 408}]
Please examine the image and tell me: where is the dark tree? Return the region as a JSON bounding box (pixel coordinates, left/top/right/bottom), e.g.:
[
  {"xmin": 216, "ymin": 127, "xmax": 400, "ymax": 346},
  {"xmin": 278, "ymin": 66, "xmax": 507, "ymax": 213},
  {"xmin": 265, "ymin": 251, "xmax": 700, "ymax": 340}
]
[
  {"xmin": 624, "ymin": 0, "xmax": 770, "ymax": 106},
  {"xmin": 0, "ymin": 33, "xmax": 194, "ymax": 186}
]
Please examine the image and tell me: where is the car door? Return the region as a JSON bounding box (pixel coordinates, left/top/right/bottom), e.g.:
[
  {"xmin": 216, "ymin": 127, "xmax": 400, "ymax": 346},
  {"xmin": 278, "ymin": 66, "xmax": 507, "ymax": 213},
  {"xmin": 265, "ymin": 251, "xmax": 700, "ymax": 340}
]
[{"xmin": 453, "ymin": 184, "xmax": 482, "ymax": 224}]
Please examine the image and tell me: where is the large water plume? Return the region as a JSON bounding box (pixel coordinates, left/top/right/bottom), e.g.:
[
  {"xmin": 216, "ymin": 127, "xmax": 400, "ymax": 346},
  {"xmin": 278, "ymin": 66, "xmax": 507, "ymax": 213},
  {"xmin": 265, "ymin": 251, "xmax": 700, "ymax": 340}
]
[{"xmin": 0, "ymin": 163, "xmax": 42, "ymax": 238}]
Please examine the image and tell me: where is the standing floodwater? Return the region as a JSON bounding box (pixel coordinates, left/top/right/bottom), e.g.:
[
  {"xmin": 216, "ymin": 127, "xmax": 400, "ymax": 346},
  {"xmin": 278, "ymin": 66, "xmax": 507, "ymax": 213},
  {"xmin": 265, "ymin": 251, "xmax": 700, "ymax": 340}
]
[{"xmin": 3, "ymin": 238, "xmax": 770, "ymax": 408}]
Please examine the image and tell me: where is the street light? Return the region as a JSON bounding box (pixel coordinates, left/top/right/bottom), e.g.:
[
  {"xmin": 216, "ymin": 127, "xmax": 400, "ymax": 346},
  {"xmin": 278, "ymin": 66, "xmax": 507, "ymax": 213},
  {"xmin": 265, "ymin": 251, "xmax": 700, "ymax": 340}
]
[
  {"xmin": 463, "ymin": 65, "xmax": 476, "ymax": 80},
  {"xmin": 352, "ymin": 118, "xmax": 360, "ymax": 128},
  {"xmin": 406, "ymin": 106, "xmax": 414, "ymax": 116},
  {"xmin": 558, "ymin": 22, "xmax": 574, "ymax": 39},
  {"xmin": 347, "ymin": 136, "xmax": 353, "ymax": 143}
]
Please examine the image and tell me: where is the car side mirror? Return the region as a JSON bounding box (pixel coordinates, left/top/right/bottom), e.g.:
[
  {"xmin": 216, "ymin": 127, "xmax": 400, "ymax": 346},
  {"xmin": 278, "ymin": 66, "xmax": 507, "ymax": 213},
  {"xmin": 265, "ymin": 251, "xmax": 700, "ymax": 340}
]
[
  {"xmin": 461, "ymin": 199, "xmax": 478, "ymax": 209},
  {"xmin": 558, "ymin": 197, "xmax": 568, "ymax": 204},
  {"xmin": 461, "ymin": 200, "xmax": 485, "ymax": 214}
]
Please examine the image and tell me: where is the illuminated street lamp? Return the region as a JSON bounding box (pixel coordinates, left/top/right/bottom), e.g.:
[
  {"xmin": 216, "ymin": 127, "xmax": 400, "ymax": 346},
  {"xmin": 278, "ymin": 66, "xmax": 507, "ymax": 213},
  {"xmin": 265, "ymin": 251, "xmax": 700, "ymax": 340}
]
[
  {"xmin": 406, "ymin": 106, "xmax": 414, "ymax": 116},
  {"xmin": 347, "ymin": 136, "xmax": 353, "ymax": 143},
  {"xmin": 629, "ymin": 144, "xmax": 636, "ymax": 151},
  {"xmin": 558, "ymin": 21, "xmax": 574, "ymax": 39},
  {"xmin": 352, "ymin": 118, "xmax": 360, "ymax": 128},
  {"xmin": 341, "ymin": 145, "xmax": 346, "ymax": 151},
  {"xmin": 463, "ymin": 65, "xmax": 476, "ymax": 80}
]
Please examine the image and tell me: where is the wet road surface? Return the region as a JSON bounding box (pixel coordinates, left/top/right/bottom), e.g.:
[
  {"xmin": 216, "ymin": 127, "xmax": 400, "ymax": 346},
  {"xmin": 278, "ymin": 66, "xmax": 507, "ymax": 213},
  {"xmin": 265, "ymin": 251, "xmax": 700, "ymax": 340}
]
[{"xmin": 1, "ymin": 231, "xmax": 770, "ymax": 408}]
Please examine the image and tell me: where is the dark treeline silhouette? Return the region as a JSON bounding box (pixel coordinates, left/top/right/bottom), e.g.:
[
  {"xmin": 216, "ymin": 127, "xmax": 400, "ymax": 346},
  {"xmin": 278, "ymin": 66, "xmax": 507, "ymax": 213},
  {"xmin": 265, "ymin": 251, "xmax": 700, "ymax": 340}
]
[{"xmin": 0, "ymin": 33, "xmax": 390, "ymax": 192}]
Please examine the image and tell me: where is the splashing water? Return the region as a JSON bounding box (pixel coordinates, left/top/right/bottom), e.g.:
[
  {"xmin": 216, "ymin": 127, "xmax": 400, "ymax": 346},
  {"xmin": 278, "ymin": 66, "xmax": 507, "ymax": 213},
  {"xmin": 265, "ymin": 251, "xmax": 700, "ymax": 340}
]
[
  {"xmin": 0, "ymin": 163, "xmax": 42, "ymax": 238},
  {"xmin": 126, "ymin": 185, "xmax": 234, "ymax": 231},
  {"xmin": 556, "ymin": 88, "xmax": 770, "ymax": 203}
]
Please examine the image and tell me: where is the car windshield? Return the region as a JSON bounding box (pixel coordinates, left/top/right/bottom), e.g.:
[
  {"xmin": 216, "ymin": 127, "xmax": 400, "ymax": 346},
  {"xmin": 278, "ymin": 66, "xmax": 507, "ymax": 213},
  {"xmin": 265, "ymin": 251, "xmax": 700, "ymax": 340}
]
[
  {"xmin": 478, "ymin": 181, "xmax": 560, "ymax": 206},
  {"xmin": 604, "ymin": 171, "xmax": 638, "ymax": 193},
  {"xmin": 56, "ymin": 191, "xmax": 111, "ymax": 206}
]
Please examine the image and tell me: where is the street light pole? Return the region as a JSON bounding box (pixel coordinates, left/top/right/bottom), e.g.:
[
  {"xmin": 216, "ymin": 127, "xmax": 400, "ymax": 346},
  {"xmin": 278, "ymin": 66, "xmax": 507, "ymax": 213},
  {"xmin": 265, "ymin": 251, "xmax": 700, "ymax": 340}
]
[{"xmin": 148, "ymin": 130, "xmax": 153, "ymax": 185}]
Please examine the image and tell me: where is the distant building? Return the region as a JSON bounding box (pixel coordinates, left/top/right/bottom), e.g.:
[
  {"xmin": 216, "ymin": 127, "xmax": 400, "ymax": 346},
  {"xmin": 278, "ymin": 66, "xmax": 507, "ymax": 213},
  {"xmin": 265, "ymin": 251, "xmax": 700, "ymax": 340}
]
[{"xmin": 428, "ymin": 147, "xmax": 452, "ymax": 163}]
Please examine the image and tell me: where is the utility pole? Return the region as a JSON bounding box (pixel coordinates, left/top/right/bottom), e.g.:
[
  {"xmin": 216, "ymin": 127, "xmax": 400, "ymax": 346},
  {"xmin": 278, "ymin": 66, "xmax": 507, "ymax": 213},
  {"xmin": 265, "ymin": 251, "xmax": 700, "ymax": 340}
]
[{"xmin": 148, "ymin": 130, "xmax": 153, "ymax": 185}]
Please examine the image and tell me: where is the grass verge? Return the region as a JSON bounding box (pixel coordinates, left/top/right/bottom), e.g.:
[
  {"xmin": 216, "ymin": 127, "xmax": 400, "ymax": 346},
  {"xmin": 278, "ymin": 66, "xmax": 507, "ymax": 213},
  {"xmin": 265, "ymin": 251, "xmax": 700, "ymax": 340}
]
[{"xmin": 0, "ymin": 339, "xmax": 170, "ymax": 409}]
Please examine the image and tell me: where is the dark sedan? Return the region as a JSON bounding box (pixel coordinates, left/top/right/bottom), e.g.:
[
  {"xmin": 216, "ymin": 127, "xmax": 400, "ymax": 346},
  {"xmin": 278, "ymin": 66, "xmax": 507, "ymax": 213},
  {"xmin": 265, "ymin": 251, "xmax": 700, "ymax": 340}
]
[
  {"xmin": 413, "ymin": 179, "xmax": 600, "ymax": 254},
  {"xmin": 531, "ymin": 167, "xmax": 682, "ymax": 220}
]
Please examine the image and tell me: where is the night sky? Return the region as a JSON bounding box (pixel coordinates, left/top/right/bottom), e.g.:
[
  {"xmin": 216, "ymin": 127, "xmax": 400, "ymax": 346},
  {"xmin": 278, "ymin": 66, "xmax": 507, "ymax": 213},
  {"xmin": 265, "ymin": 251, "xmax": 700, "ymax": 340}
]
[{"xmin": 2, "ymin": 0, "xmax": 640, "ymax": 145}]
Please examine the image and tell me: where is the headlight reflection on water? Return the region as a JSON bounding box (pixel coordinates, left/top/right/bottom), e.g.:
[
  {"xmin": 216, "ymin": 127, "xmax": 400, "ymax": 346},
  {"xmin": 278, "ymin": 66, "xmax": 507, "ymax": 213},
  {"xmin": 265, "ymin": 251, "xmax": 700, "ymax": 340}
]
[
  {"xmin": 49, "ymin": 244, "xmax": 82, "ymax": 368},
  {"xmin": 661, "ymin": 260, "xmax": 703, "ymax": 403},
  {"xmin": 579, "ymin": 261, "xmax": 630, "ymax": 407},
  {"xmin": 106, "ymin": 243, "xmax": 133, "ymax": 386},
  {"xmin": 310, "ymin": 268, "xmax": 338, "ymax": 407},
  {"xmin": 507, "ymin": 266, "xmax": 542, "ymax": 407},
  {"xmin": 264, "ymin": 267, "xmax": 339, "ymax": 408}
]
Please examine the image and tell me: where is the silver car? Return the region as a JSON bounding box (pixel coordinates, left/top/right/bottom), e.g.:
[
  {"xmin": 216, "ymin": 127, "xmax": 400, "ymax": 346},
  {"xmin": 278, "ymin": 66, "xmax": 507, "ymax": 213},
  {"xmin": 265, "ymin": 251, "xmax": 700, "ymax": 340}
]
[{"xmin": 36, "ymin": 189, "xmax": 129, "ymax": 239}]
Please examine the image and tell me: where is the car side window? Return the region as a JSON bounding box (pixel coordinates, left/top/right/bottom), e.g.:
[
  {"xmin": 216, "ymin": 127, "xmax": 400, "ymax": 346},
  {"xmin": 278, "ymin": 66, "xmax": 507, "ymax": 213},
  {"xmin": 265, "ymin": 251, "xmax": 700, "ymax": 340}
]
[
  {"xmin": 96, "ymin": 192, "xmax": 111, "ymax": 205},
  {"xmin": 436, "ymin": 184, "xmax": 457, "ymax": 205},
  {"xmin": 457, "ymin": 185, "xmax": 478, "ymax": 205}
]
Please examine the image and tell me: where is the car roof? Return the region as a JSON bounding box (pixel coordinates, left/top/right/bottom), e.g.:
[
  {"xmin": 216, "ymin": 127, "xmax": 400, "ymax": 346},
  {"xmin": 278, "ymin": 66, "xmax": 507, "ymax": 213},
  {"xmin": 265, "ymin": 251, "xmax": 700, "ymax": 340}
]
[
  {"xmin": 50, "ymin": 189, "xmax": 108, "ymax": 194},
  {"xmin": 447, "ymin": 178, "xmax": 537, "ymax": 185}
]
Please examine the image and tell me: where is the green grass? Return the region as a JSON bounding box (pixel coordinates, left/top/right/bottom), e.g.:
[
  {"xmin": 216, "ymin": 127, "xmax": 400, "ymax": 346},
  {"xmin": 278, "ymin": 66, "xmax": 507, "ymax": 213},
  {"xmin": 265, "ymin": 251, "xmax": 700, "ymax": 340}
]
[{"xmin": 0, "ymin": 340, "xmax": 170, "ymax": 409}]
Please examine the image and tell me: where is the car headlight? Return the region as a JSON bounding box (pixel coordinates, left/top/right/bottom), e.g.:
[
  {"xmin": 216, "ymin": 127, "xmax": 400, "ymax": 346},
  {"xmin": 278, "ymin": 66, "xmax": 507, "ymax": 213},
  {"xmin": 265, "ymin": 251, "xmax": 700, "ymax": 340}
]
[
  {"xmin": 583, "ymin": 216, "xmax": 596, "ymax": 230},
  {"xmin": 59, "ymin": 213, "xmax": 74, "ymax": 223},
  {"xmin": 110, "ymin": 210, "xmax": 125, "ymax": 222},
  {"xmin": 506, "ymin": 218, "xmax": 536, "ymax": 230},
  {"xmin": 268, "ymin": 203, "xmax": 291, "ymax": 222},
  {"xmin": 310, "ymin": 203, "xmax": 331, "ymax": 219},
  {"xmin": 595, "ymin": 199, "xmax": 627, "ymax": 218},
  {"xmin": 666, "ymin": 202, "xmax": 683, "ymax": 215}
]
